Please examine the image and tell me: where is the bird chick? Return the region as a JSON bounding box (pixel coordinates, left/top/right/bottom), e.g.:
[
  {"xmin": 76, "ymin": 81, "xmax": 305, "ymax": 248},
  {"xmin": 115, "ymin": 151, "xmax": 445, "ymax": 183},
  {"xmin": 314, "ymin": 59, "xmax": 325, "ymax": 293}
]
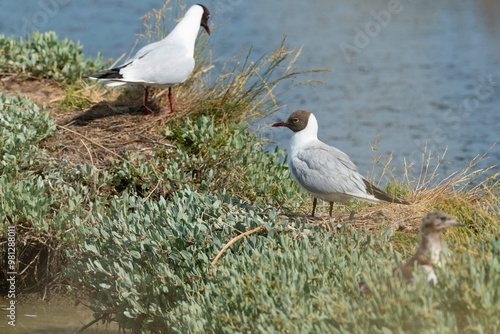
[
  {"xmin": 395, "ymin": 211, "xmax": 464, "ymax": 284},
  {"xmin": 359, "ymin": 211, "xmax": 464, "ymax": 294}
]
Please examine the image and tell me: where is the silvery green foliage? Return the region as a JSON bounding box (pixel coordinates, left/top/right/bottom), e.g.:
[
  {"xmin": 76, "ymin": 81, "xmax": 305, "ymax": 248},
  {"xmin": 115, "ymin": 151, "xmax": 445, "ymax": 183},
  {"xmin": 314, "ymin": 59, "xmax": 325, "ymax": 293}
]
[
  {"xmin": 67, "ymin": 197, "xmax": 500, "ymax": 334},
  {"xmin": 176, "ymin": 230, "xmax": 500, "ymax": 334},
  {"xmin": 0, "ymin": 93, "xmax": 86, "ymax": 230},
  {"xmin": 109, "ymin": 116, "xmax": 303, "ymax": 208},
  {"xmin": 0, "ymin": 93, "xmax": 55, "ymax": 171},
  {"xmin": 65, "ymin": 186, "xmax": 287, "ymax": 332},
  {"xmin": 0, "ymin": 31, "xmax": 103, "ymax": 83}
]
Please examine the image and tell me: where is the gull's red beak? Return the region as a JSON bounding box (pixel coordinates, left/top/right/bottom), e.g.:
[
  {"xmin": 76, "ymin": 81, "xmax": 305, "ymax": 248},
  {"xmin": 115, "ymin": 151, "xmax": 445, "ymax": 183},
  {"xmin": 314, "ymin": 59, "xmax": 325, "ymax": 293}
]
[
  {"xmin": 202, "ymin": 24, "xmax": 210, "ymax": 35},
  {"xmin": 272, "ymin": 121, "xmax": 287, "ymax": 127}
]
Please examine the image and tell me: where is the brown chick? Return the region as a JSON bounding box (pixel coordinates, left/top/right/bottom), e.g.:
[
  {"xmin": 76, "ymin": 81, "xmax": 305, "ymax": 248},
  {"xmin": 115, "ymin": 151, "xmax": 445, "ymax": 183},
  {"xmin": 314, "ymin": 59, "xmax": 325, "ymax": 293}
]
[
  {"xmin": 360, "ymin": 211, "xmax": 464, "ymax": 293},
  {"xmin": 395, "ymin": 211, "xmax": 464, "ymax": 284}
]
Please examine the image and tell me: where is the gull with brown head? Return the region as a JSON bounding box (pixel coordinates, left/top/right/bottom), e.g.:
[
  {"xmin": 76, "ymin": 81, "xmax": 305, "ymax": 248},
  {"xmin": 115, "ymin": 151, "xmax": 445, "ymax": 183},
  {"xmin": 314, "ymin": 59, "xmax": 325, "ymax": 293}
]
[{"xmin": 272, "ymin": 110, "xmax": 409, "ymax": 217}]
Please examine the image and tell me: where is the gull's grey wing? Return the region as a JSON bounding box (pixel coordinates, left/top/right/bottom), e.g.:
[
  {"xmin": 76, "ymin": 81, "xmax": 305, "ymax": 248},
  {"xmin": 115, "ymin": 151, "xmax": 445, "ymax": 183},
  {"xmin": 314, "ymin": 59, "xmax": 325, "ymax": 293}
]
[{"xmin": 289, "ymin": 142, "xmax": 368, "ymax": 197}]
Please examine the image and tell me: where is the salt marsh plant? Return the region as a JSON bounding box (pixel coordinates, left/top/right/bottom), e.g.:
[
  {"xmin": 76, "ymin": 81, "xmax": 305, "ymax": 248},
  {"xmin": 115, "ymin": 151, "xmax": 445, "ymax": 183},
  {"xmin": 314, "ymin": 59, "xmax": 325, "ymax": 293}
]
[
  {"xmin": 66, "ymin": 199, "xmax": 500, "ymax": 333},
  {"xmin": 1, "ymin": 1, "xmax": 499, "ymax": 333},
  {"xmin": 0, "ymin": 93, "xmax": 56, "ymax": 172},
  {"xmin": 0, "ymin": 31, "xmax": 104, "ymax": 83}
]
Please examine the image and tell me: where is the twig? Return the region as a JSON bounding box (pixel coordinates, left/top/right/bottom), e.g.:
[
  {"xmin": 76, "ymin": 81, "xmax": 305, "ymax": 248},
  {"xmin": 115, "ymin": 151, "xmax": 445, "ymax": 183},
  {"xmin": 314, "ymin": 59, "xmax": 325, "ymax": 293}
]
[
  {"xmin": 111, "ymin": 125, "xmax": 175, "ymax": 148},
  {"xmin": 17, "ymin": 252, "xmax": 41, "ymax": 277},
  {"xmin": 57, "ymin": 125, "xmax": 125, "ymax": 161},
  {"xmin": 73, "ymin": 312, "xmax": 109, "ymax": 334},
  {"xmin": 137, "ymin": 133, "xmax": 176, "ymax": 148},
  {"xmin": 142, "ymin": 179, "xmax": 162, "ymax": 205},
  {"xmin": 210, "ymin": 225, "xmax": 266, "ymax": 276},
  {"xmin": 80, "ymin": 140, "xmax": 98, "ymax": 198}
]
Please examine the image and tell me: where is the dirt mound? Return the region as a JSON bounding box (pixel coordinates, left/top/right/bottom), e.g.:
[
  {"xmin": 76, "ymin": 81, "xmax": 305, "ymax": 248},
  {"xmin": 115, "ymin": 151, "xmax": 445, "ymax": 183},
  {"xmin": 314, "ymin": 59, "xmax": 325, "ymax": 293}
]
[
  {"xmin": 1, "ymin": 75, "xmax": 64, "ymax": 107},
  {"xmin": 1, "ymin": 75, "xmax": 179, "ymax": 167}
]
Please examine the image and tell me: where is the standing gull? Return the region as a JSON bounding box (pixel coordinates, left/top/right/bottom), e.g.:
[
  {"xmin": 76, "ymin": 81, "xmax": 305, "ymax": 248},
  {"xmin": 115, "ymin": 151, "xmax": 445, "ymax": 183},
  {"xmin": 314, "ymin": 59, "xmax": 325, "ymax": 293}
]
[
  {"xmin": 84, "ymin": 4, "xmax": 210, "ymax": 115},
  {"xmin": 272, "ymin": 110, "xmax": 409, "ymax": 217}
]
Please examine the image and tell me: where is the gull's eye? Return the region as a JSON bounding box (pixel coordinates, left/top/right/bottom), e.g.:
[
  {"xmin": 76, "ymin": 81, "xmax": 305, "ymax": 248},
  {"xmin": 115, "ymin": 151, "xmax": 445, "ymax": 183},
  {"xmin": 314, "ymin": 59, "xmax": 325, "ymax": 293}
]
[{"xmin": 293, "ymin": 118, "xmax": 299, "ymax": 123}]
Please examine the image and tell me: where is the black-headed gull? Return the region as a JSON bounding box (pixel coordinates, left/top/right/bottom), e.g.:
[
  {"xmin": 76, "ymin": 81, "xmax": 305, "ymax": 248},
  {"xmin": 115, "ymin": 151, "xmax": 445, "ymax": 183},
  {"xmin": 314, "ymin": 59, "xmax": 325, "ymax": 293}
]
[
  {"xmin": 395, "ymin": 211, "xmax": 463, "ymax": 284},
  {"xmin": 272, "ymin": 110, "xmax": 409, "ymax": 217},
  {"xmin": 84, "ymin": 4, "xmax": 210, "ymax": 115}
]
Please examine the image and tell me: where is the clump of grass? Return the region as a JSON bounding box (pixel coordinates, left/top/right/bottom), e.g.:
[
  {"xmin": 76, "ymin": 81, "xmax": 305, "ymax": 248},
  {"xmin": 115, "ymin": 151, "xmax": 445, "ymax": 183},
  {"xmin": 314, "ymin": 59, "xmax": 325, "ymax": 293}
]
[
  {"xmin": 58, "ymin": 87, "xmax": 94, "ymax": 111},
  {"xmin": 184, "ymin": 38, "xmax": 327, "ymax": 122},
  {"xmin": 137, "ymin": 0, "xmax": 175, "ymax": 43},
  {"xmin": 400, "ymin": 145, "xmax": 500, "ymax": 231}
]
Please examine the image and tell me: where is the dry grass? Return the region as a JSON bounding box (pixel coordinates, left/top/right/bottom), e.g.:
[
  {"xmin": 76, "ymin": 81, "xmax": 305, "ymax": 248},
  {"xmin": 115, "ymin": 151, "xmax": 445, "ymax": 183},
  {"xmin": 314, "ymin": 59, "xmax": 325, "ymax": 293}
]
[{"xmin": 293, "ymin": 144, "xmax": 499, "ymax": 241}]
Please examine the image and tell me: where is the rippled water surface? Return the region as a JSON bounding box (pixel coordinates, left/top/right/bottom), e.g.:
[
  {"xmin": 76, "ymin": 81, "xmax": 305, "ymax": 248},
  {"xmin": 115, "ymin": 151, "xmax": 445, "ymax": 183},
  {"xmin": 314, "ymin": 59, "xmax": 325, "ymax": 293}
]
[{"xmin": 1, "ymin": 0, "xmax": 499, "ymax": 181}]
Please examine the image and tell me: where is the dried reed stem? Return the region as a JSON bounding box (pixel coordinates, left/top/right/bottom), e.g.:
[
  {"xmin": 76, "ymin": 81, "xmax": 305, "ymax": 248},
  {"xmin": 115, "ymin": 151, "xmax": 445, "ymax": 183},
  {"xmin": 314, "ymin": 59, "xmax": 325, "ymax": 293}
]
[{"xmin": 210, "ymin": 225, "xmax": 266, "ymax": 277}]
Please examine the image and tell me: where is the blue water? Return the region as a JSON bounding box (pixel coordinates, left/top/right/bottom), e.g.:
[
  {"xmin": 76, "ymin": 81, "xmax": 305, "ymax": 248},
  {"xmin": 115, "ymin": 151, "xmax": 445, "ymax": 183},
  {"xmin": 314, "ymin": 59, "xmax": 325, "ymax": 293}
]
[{"xmin": 1, "ymin": 0, "xmax": 499, "ymax": 182}]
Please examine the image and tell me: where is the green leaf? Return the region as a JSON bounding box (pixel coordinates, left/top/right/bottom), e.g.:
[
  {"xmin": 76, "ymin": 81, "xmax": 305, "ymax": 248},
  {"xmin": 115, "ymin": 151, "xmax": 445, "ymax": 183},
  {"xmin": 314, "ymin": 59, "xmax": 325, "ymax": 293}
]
[{"xmin": 130, "ymin": 250, "xmax": 141, "ymax": 259}]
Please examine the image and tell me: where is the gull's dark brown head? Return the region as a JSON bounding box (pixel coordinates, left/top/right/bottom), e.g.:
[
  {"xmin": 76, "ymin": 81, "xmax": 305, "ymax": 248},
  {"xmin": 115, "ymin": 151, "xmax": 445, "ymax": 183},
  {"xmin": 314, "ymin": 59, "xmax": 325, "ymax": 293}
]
[
  {"xmin": 197, "ymin": 4, "xmax": 210, "ymax": 35},
  {"xmin": 272, "ymin": 110, "xmax": 311, "ymax": 133},
  {"xmin": 421, "ymin": 211, "xmax": 465, "ymax": 231}
]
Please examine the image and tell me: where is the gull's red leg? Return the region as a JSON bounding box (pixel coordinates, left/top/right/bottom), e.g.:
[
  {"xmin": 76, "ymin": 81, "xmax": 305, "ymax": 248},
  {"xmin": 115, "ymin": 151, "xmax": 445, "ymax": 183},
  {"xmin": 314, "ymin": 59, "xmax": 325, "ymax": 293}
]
[
  {"xmin": 168, "ymin": 87, "xmax": 174, "ymax": 114},
  {"xmin": 311, "ymin": 197, "xmax": 317, "ymax": 218},
  {"xmin": 144, "ymin": 86, "xmax": 151, "ymax": 115}
]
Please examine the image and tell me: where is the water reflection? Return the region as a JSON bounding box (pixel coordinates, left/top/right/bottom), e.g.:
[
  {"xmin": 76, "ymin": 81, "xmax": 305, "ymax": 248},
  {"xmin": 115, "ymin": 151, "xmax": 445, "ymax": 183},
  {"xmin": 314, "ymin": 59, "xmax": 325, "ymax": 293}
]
[{"xmin": 0, "ymin": 297, "xmax": 121, "ymax": 334}]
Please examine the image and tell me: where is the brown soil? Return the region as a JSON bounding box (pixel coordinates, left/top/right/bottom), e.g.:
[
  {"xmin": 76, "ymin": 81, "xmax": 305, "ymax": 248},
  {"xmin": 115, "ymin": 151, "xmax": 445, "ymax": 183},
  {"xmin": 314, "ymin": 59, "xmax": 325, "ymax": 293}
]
[
  {"xmin": 1, "ymin": 74, "xmax": 179, "ymax": 167},
  {"xmin": 0, "ymin": 74, "xmax": 64, "ymax": 107}
]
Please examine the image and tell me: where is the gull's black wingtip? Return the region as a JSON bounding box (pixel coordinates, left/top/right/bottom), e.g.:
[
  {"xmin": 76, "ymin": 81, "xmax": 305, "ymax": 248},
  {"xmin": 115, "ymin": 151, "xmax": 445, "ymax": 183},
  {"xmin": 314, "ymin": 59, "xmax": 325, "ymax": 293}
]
[
  {"xmin": 82, "ymin": 68, "xmax": 123, "ymax": 80},
  {"xmin": 363, "ymin": 179, "xmax": 410, "ymax": 205},
  {"xmin": 397, "ymin": 198, "xmax": 411, "ymax": 205}
]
